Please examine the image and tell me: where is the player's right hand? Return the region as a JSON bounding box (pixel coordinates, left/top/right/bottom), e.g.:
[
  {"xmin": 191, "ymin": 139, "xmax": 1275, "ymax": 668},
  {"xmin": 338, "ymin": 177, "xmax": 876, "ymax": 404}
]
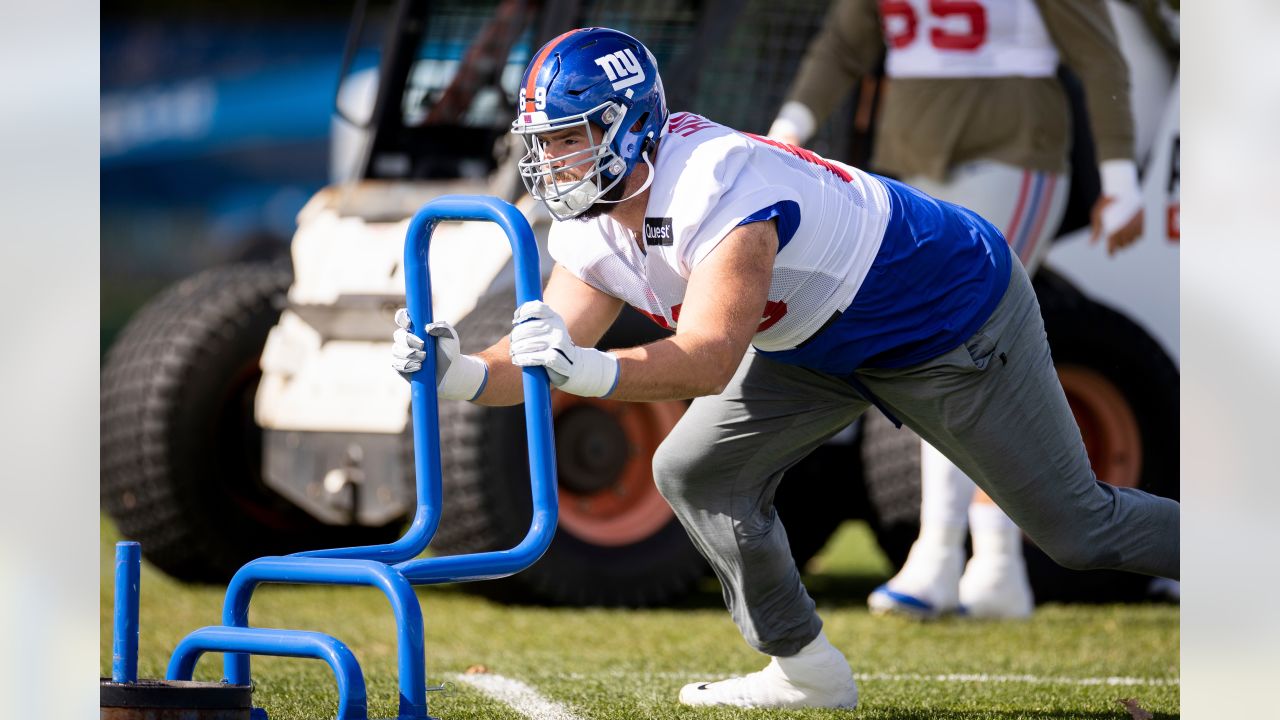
[
  {"xmin": 766, "ymin": 100, "xmax": 816, "ymax": 148},
  {"xmin": 1092, "ymin": 159, "xmax": 1145, "ymax": 255},
  {"xmin": 392, "ymin": 308, "xmax": 488, "ymax": 401}
]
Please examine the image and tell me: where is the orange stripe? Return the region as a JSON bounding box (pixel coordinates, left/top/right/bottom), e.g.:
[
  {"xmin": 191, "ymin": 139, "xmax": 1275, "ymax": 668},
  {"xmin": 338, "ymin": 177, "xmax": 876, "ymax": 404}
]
[{"xmin": 524, "ymin": 29, "xmax": 580, "ymax": 112}]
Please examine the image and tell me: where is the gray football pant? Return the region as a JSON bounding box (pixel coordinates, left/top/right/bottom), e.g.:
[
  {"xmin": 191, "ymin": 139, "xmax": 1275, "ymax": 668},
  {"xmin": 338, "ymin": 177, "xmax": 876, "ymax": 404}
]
[{"xmin": 651, "ymin": 261, "xmax": 1180, "ymax": 657}]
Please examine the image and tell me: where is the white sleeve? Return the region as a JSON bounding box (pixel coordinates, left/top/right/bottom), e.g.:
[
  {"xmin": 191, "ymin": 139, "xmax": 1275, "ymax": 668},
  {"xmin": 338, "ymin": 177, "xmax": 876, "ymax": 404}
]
[{"xmin": 676, "ymin": 146, "xmax": 796, "ymax": 272}]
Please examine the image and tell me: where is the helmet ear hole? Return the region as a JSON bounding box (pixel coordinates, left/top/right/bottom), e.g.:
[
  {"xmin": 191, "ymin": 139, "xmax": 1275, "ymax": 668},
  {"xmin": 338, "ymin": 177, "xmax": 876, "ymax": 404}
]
[{"xmin": 629, "ymin": 112, "xmax": 650, "ymax": 134}]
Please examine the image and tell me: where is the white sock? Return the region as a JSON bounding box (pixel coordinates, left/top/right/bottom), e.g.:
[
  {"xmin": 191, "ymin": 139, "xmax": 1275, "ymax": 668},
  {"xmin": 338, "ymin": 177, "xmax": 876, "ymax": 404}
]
[
  {"xmin": 968, "ymin": 503, "xmax": 1022, "ymax": 560},
  {"xmin": 871, "ymin": 445, "xmax": 977, "ymax": 616},
  {"xmin": 960, "ymin": 503, "xmax": 1033, "ymax": 618},
  {"xmin": 919, "ymin": 442, "xmax": 976, "ymax": 545},
  {"xmin": 777, "ymin": 630, "xmax": 842, "ymax": 677},
  {"xmin": 915, "ymin": 521, "xmax": 966, "ymax": 551}
]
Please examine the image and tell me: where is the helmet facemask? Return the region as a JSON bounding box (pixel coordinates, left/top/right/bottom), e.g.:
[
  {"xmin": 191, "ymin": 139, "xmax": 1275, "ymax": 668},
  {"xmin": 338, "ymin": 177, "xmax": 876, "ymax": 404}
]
[{"xmin": 513, "ymin": 100, "xmax": 630, "ymax": 221}]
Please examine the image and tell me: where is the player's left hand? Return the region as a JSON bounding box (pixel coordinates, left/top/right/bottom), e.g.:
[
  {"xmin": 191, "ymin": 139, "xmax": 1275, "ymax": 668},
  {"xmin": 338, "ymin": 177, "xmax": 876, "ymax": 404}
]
[
  {"xmin": 509, "ymin": 300, "xmax": 619, "ymax": 397},
  {"xmin": 1091, "ymin": 159, "xmax": 1145, "ymax": 255}
]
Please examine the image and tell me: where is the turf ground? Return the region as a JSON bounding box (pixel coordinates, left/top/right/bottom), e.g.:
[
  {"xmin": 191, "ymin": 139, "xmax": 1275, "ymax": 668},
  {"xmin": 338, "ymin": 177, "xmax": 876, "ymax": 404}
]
[{"xmin": 100, "ymin": 516, "xmax": 1179, "ymax": 719}]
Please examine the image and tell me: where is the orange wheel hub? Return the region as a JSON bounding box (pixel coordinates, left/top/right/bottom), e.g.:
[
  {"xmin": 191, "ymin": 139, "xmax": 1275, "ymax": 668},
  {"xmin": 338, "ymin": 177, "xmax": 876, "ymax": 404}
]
[
  {"xmin": 1058, "ymin": 365, "xmax": 1142, "ymax": 488},
  {"xmin": 551, "ymin": 392, "xmax": 687, "ymax": 546}
]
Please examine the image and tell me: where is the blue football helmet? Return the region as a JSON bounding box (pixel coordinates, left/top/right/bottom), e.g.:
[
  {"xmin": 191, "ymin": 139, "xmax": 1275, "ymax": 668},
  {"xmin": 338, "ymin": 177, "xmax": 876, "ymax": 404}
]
[{"xmin": 511, "ymin": 27, "xmax": 668, "ymax": 220}]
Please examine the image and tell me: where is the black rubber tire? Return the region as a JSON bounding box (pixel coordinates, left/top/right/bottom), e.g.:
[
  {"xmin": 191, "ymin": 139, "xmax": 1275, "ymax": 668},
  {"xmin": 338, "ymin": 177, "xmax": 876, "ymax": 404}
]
[
  {"xmin": 1024, "ymin": 269, "xmax": 1180, "ymax": 602},
  {"xmin": 776, "ymin": 438, "xmax": 866, "ymax": 572},
  {"xmin": 100, "ymin": 261, "xmax": 405, "ymax": 583},
  {"xmin": 855, "ymin": 270, "xmax": 1180, "ymax": 603},
  {"xmin": 858, "ymin": 413, "xmax": 923, "ymax": 570},
  {"xmin": 432, "ymin": 294, "xmax": 708, "ymax": 606}
]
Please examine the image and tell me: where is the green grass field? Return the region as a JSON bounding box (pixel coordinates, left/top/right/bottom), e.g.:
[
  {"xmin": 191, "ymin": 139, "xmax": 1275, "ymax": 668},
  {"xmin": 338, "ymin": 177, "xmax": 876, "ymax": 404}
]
[{"xmin": 100, "ymin": 516, "xmax": 1179, "ymax": 719}]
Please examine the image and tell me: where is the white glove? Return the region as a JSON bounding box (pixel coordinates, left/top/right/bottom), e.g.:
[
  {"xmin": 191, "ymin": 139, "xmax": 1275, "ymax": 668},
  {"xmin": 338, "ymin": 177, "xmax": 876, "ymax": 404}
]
[
  {"xmin": 1099, "ymin": 158, "xmax": 1143, "ymax": 236},
  {"xmin": 392, "ymin": 308, "xmax": 488, "ymax": 401},
  {"xmin": 767, "ymin": 101, "xmax": 817, "ymax": 147},
  {"xmin": 508, "ymin": 300, "xmax": 619, "ymax": 397}
]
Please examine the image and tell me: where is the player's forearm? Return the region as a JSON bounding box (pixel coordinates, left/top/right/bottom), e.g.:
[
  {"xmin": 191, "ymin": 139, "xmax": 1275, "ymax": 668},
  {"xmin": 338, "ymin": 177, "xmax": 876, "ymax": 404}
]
[
  {"xmin": 470, "ymin": 341, "xmax": 525, "ymax": 407},
  {"xmin": 607, "ymin": 331, "xmax": 747, "ymax": 402}
]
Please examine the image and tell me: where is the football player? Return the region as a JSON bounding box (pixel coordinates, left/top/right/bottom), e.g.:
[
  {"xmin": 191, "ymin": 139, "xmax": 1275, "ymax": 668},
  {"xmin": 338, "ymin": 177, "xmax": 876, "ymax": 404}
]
[
  {"xmin": 393, "ymin": 27, "xmax": 1177, "ymax": 709},
  {"xmin": 769, "ymin": 0, "xmax": 1145, "ymax": 619}
]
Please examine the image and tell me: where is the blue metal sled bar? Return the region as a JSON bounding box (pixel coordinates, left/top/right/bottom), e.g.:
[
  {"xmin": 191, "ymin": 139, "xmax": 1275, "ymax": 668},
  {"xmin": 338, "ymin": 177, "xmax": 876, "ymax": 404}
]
[
  {"xmin": 179, "ymin": 196, "xmax": 558, "ymax": 720},
  {"xmin": 112, "ymin": 541, "xmax": 142, "ymax": 683},
  {"xmin": 395, "ymin": 493, "xmax": 557, "ymax": 584},
  {"xmin": 291, "ymin": 195, "xmax": 555, "ymax": 566},
  {"xmin": 168, "ymin": 626, "xmax": 369, "ymax": 720},
  {"xmin": 396, "ymin": 196, "xmax": 558, "ymax": 583},
  {"xmin": 220, "ymin": 557, "xmax": 427, "ymax": 719}
]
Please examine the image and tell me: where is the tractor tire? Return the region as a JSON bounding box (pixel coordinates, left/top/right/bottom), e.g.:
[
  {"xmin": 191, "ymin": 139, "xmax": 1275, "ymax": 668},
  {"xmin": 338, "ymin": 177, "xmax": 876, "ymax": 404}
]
[
  {"xmin": 859, "ymin": 413, "xmax": 923, "ymax": 570},
  {"xmin": 856, "ymin": 269, "xmax": 1179, "ymax": 603},
  {"xmin": 100, "ymin": 261, "xmax": 405, "ymax": 583},
  {"xmin": 776, "ymin": 435, "xmax": 867, "ymax": 572},
  {"xmin": 432, "ymin": 293, "xmax": 851, "ymax": 606}
]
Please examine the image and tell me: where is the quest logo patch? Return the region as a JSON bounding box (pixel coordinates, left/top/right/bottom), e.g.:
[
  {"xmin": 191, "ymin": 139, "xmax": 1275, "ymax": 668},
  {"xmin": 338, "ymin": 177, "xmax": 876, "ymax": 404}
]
[{"xmin": 643, "ymin": 217, "xmax": 673, "ymax": 246}]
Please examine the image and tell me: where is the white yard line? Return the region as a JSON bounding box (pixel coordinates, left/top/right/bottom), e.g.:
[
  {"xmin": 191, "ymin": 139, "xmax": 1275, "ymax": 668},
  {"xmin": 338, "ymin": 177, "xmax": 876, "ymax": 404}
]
[
  {"xmin": 552, "ymin": 670, "xmax": 1179, "ymax": 687},
  {"xmin": 451, "ymin": 672, "xmax": 586, "ymax": 720},
  {"xmin": 450, "ymin": 669, "xmax": 1177, "ymax": 719},
  {"xmin": 852, "ymin": 672, "xmax": 1180, "ymax": 687}
]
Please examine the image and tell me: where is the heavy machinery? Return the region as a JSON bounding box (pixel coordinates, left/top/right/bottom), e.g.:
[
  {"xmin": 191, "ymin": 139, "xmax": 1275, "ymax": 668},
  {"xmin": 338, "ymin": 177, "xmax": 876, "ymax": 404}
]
[{"xmin": 102, "ymin": 0, "xmax": 1179, "ymax": 606}]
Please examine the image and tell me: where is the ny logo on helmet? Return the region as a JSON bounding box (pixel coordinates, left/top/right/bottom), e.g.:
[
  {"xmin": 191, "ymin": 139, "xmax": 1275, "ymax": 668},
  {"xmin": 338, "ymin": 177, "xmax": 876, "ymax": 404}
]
[{"xmin": 594, "ymin": 49, "xmax": 645, "ymax": 91}]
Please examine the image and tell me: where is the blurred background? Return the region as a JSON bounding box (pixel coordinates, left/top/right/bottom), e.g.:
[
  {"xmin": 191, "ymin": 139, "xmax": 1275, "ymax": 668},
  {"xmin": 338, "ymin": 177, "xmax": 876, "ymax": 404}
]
[
  {"xmin": 100, "ymin": 0, "xmax": 876, "ymax": 354},
  {"xmin": 102, "ymin": 1, "xmax": 354, "ymax": 353}
]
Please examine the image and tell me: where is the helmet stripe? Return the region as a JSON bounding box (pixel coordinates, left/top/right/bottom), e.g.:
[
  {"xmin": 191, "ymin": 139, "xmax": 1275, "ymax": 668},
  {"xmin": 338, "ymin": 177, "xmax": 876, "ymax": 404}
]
[{"xmin": 524, "ymin": 29, "xmax": 583, "ymax": 112}]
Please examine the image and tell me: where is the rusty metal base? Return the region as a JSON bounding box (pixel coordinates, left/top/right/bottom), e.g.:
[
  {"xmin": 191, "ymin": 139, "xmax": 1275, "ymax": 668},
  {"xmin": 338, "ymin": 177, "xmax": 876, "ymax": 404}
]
[{"xmin": 100, "ymin": 678, "xmax": 256, "ymax": 720}]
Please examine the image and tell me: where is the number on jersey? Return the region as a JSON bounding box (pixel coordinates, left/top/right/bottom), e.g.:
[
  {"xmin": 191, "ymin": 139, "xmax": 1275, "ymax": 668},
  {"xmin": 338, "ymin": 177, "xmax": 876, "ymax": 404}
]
[{"xmin": 880, "ymin": 0, "xmax": 987, "ymax": 52}]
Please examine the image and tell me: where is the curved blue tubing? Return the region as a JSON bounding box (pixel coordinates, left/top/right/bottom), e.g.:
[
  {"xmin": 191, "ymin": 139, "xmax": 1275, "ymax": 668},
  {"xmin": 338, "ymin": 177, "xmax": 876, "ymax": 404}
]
[
  {"xmin": 221, "ymin": 557, "xmax": 427, "ymax": 719},
  {"xmin": 395, "ymin": 196, "xmax": 559, "ymax": 582},
  {"xmin": 168, "ymin": 626, "xmax": 368, "ymax": 720},
  {"xmin": 394, "ymin": 500, "xmax": 557, "ymax": 584},
  {"xmin": 292, "ymin": 194, "xmax": 555, "ymax": 564},
  {"xmin": 176, "ymin": 196, "xmax": 558, "ymax": 720}
]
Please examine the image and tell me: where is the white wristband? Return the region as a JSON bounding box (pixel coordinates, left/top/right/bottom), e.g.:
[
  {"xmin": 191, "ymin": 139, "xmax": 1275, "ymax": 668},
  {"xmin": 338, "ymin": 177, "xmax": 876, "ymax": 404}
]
[
  {"xmin": 1099, "ymin": 159, "xmax": 1142, "ymax": 235},
  {"xmin": 438, "ymin": 354, "xmax": 488, "ymax": 401},
  {"xmin": 1100, "ymin": 158, "xmax": 1139, "ymax": 199},
  {"xmin": 767, "ymin": 101, "xmax": 817, "ymax": 145},
  {"xmin": 557, "ymin": 349, "xmax": 620, "ymax": 398}
]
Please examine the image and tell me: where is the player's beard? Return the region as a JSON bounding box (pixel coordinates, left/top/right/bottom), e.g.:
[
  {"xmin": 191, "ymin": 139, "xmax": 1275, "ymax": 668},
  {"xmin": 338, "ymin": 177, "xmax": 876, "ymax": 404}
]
[{"xmin": 573, "ymin": 175, "xmax": 629, "ymax": 221}]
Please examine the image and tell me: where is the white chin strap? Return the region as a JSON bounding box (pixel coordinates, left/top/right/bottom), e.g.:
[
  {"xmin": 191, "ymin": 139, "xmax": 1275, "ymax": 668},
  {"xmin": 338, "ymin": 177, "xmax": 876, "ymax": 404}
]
[{"xmin": 592, "ymin": 149, "xmax": 655, "ymax": 206}]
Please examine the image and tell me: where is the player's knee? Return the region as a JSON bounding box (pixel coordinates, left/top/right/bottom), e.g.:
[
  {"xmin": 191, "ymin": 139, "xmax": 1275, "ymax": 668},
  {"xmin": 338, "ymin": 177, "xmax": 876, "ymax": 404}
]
[
  {"xmin": 652, "ymin": 438, "xmax": 702, "ymax": 506},
  {"xmin": 653, "ymin": 435, "xmax": 733, "ymax": 509}
]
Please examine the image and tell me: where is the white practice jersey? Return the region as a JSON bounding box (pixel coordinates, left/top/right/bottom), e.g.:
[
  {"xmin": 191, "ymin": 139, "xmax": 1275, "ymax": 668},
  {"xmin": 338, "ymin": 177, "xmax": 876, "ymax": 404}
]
[
  {"xmin": 548, "ymin": 112, "xmax": 893, "ymax": 352},
  {"xmin": 882, "ymin": 0, "xmax": 1059, "ymax": 79}
]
